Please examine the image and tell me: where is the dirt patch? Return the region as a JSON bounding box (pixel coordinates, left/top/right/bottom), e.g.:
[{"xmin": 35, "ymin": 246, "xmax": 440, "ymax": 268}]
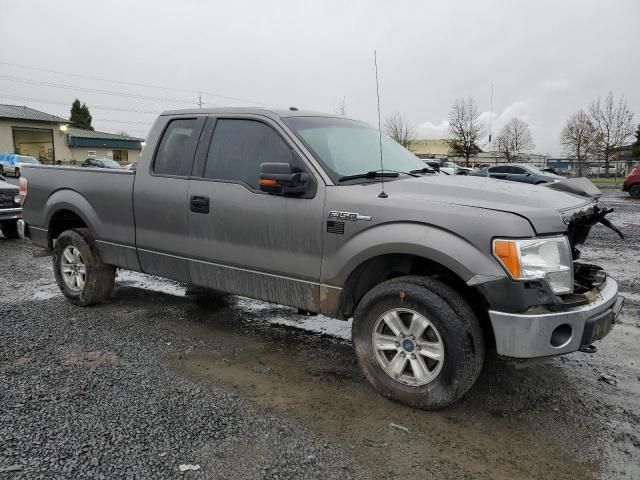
[
  {"xmin": 170, "ymin": 311, "xmax": 602, "ymax": 480},
  {"xmin": 63, "ymin": 350, "xmax": 118, "ymax": 368}
]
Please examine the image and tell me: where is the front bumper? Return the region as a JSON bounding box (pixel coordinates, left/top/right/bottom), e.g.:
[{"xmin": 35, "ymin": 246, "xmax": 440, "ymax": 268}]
[
  {"xmin": 0, "ymin": 207, "xmax": 22, "ymax": 221},
  {"xmin": 489, "ymin": 278, "xmax": 623, "ymax": 359}
]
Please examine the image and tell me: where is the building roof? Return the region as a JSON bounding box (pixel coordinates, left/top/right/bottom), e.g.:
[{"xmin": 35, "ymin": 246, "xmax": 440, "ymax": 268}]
[
  {"xmin": 409, "ymin": 139, "xmax": 452, "ymax": 156},
  {"xmin": 0, "ymin": 104, "xmax": 68, "ymax": 124},
  {"xmin": 66, "ymin": 127, "xmax": 144, "ymax": 142},
  {"xmin": 66, "ymin": 127, "xmax": 144, "ymax": 150}
]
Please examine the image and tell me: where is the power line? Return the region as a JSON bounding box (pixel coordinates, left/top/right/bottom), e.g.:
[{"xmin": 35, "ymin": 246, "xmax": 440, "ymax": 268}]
[
  {"xmin": 0, "ymin": 60, "xmax": 273, "ymax": 106},
  {"xmin": 0, "ymin": 94, "xmax": 161, "ymax": 114},
  {"xmin": 0, "ymin": 74, "xmax": 199, "ymax": 106},
  {"xmin": 93, "ymin": 119, "xmax": 153, "ymax": 125}
]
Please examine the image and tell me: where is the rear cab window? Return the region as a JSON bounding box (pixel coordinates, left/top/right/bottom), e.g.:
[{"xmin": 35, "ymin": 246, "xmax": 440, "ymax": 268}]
[{"xmin": 153, "ymin": 118, "xmax": 202, "ymax": 177}]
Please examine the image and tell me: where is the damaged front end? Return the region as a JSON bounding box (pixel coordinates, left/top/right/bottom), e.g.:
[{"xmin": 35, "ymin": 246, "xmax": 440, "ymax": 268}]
[{"xmin": 560, "ymin": 199, "xmax": 624, "ymax": 308}]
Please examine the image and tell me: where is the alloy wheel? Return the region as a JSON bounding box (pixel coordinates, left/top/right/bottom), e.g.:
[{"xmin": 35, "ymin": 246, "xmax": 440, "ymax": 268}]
[
  {"xmin": 372, "ymin": 308, "xmax": 444, "ymax": 386},
  {"xmin": 60, "ymin": 246, "xmax": 86, "ymax": 292}
]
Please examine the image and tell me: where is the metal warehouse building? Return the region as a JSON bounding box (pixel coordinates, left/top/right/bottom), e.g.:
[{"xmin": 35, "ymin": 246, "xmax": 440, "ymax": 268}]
[{"xmin": 0, "ymin": 104, "xmax": 144, "ymax": 164}]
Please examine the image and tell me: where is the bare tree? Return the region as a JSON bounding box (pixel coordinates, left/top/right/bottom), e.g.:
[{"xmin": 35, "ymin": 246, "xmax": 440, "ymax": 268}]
[
  {"xmin": 495, "ymin": 118, "xmax": 534, "ymax": 161},
  {"xmin": 560, "ymin": 110, "xmax": 597, "ymax": 176},
  {"xmin": 588, "ymin": 91, "xmax": 635, "ymax": 173},
  {"xmin": 383, "ymin": 112, "xmax": 413, "ymax": 148},
  {"xmin": 448, "ymin": 97, "xmax": 485, "ymax": 166}
]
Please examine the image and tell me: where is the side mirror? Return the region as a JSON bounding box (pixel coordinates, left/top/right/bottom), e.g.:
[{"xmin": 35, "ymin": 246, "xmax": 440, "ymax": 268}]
[{"xmin": 259, "ymin": 162, "xmax": 308, "ymax": 196}]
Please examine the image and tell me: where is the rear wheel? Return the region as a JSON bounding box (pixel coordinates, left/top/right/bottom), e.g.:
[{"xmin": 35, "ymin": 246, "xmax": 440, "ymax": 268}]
[
  {"xmin": 352, "ymin": 276, "xmax": 484, "ymax": 410},
  {"xmin": 14, "ymin": 168, "xmax": 20, "ymax": 178},
  {"xmin": 0, "ymin": 165, "xmax": 4, "ymax": 176},
  {"xmin": 0, "ymin": 220, "xmax": 19, "ymax": 239},
  {"xmin": 630, "ymin": 185, "xmax": 640, "ymax": 198},
  {"xmin": 53, "ymin": 228, "xmax": 115, "ymax": 306}
]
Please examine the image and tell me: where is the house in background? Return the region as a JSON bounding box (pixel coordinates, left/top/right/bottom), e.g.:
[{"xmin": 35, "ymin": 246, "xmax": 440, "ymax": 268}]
[
  {"xmin": 409, "ymin": 139, "xmax": 452, "ymax": 159},
  {"xmin": 66, "ymin": 128, "xmax": 144, "ymax": 164},
  {"xmin": 0, "ymin": 104, "xmax": 144, "ymax": 164}
]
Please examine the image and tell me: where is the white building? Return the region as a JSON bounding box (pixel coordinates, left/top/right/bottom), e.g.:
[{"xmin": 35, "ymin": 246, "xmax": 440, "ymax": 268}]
[{"xmin": 0, "ymin": 104, "xmax": 144, "ymax": 164}]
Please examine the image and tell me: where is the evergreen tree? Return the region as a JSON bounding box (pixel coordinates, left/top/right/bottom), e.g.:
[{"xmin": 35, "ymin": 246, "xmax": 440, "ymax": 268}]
[{"xmin": 69, "ymin": 98, "xmax": 94, "ymax": 130}]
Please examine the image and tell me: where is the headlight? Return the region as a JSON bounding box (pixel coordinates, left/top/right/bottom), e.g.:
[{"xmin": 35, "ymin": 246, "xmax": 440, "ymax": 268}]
[
  {"xmin": 492, "ymin": 236, "xmax": 573, "ymax": 294},
  {"xmin": 14, "ymin": 194, "xmax": 21, "ymax": 205}
]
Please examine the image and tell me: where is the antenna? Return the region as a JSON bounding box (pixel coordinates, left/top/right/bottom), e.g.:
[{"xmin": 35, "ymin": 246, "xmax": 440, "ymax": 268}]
[
  {"xmin": 374, "ymin": 50, "xmax": 387, "ymax": 199},
  {"xmin": 488, "ymin": 84, "xmax": 494, "ymax": 146}
]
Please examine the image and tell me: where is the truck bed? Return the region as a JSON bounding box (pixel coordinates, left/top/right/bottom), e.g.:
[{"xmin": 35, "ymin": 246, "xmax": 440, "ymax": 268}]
[{"xmin": 21, "ymin": 165, "xmax": 138, "ymax": 268}]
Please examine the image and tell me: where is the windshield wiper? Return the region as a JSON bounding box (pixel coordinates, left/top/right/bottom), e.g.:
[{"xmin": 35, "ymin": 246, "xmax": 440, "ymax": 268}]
[{"xmin": 338, "ymin": 170, "xmax": 400, "ymax": 182}]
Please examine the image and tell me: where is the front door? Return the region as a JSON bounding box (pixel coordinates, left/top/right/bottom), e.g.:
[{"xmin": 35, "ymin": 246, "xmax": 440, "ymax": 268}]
[{"xmin": 187, "ymin": 116, "xmax": 325, "ymax": 311}]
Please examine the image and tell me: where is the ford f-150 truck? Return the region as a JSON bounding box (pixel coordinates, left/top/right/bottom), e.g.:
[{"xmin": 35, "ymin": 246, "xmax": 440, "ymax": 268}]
[{"xmin": 18, "ymin": 108, "xmax": 625, "ymax": 409}]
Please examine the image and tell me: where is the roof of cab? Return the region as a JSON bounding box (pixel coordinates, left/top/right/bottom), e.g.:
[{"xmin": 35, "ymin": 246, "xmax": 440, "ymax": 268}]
[{"xmin": 159, "ymin": 107, "xmax": 344, "ymax": 119}]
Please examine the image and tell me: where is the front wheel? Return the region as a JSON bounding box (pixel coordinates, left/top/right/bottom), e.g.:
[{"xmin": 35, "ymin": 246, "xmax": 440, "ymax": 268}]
[
  {"xmin": 352, "ymin": 276, "xmax": 484, "ymax": 410},
  {"xmin": 53, "ymin": 228, "xmax": 115, "ymax": 306},
  {"xmin": 630, "ymin": 185, "xmax": 640, "ymax": 198}
]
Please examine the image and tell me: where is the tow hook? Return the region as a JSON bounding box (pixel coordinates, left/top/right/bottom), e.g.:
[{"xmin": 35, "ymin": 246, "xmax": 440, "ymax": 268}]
[{"xmin": 580, "ymin": 344, "xmax": 598, "ymax": 354}]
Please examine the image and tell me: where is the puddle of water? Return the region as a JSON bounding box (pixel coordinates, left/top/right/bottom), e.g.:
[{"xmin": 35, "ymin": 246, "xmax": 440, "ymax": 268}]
[{"xmin": 170, "ymin": 307, "xmax": 600, "ymax": 480}]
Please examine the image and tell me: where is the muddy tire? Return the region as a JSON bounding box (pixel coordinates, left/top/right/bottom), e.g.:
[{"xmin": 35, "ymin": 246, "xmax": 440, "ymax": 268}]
[
  {"xmin": 352, "ymin": 276, "xmax": 484, "ymax": 410},
  {"xmin": 52, "ymin": 228, "xmax": 115, "ymax": 306},
  {"xmin": 0, "ymin": 220, "xmax": 20, "ymax": 239},
  {"xmin": 1, "ymin": 220, "xmax": 20, "ymax": 239},
  {"xmin": 630, "ymin": 185, "xmax": 640, "ymax": 198}
]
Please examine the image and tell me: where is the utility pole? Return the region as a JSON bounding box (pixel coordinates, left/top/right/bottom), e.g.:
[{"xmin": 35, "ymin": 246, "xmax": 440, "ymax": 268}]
[{"xmin": 198, "ymin": 92, "xmax": 202, "ymax": 108}]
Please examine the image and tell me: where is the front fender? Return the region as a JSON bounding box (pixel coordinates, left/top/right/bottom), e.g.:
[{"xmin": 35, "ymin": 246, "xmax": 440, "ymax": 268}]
[{"xmin": 322, "ymin": 221, "xmax": 511, "ymax": 287}]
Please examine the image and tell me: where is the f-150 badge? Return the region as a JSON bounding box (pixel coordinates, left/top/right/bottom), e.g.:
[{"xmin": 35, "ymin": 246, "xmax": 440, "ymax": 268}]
[{"xmin": 328, "ymin": 210, "xmax": 372, "ymax": 221}]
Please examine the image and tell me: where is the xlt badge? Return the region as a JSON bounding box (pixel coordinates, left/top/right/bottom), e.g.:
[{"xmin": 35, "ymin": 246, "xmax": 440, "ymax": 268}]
[{"xmin": 328, "ymin": 210, "xmax": 371, "ymax": 221}]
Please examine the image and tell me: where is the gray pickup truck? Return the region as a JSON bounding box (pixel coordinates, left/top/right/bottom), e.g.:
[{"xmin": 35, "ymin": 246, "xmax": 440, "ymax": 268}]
[{"xmin": 18, "ymin": 108, "xmax": 624, "ymax": 409}]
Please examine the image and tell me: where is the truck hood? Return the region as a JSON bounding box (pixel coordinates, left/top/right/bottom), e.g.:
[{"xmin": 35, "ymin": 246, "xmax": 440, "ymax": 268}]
[{"xmin": 362, "ymin": 175, "xmax": 598, "ymax": 234}]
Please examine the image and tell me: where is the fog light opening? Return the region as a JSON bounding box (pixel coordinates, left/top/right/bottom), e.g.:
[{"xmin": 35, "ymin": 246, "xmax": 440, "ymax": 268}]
[{"xmin": 550, "ymin": 324, "xmax": 572, "ymax": 348}]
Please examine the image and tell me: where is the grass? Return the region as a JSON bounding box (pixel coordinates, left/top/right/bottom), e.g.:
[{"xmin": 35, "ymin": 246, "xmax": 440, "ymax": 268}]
[{"xmin": 588, "ymin": 176, "xmax": 626, "ymax": 184}]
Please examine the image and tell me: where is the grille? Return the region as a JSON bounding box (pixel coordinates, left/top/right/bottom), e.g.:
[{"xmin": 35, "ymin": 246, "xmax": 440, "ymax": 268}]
[
  {"xmin": 327, "ymin": 220, "xmax": 345, "ymax": 235},
  {"xmin": 0, "ymin": 193, "xmax": 16, "ymax": 208}
]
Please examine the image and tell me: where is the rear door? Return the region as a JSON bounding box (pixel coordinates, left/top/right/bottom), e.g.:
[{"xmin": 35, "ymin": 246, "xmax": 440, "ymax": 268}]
[
  {"xmin": 487, "ymin": 166, "xmax": 509, "ymax": 179},
  {"xmin": 504, "ymin": 166, "xmax": 532, "ymax": 183},
  {"xmin": 134, "ymin": 115, "xmax": 205, "ymax": 281},
  {"xmin": 186, "ymin": 115, "xmax": 325, "ymax": 311}
]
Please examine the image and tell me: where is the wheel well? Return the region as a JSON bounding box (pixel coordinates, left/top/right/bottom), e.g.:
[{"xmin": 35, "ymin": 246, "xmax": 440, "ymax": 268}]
[
  {"xmin": 48, "ymin": 210, "xmax": 87, "ymax": 247},
  {"xmin": 338, "ymin": 254, "xmax": 494, "ymax": 346}
]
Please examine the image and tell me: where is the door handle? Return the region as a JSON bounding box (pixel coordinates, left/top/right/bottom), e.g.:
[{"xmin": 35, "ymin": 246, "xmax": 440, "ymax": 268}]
[{"xmin": 190, "ymin": 195, "xmax": 210, "ymax": 214}]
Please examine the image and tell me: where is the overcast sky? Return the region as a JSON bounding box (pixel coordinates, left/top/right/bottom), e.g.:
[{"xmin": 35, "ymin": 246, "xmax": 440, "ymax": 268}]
[{"xmin": 1, "ymin": 0, "xmax": 639, "ymax": 155}]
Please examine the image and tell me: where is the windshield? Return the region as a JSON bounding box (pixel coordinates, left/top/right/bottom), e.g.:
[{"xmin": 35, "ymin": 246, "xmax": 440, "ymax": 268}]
[
  {"xmin": 524, "ymin": 164, "xmax": 545, "ymax": 175},
  {"xmin": 16, "ymin": 156, "xmax": 39, "ymax": 164},
  {"xmin": 282, "ymin": 117, "xmax": 428, "ymax": 182}
]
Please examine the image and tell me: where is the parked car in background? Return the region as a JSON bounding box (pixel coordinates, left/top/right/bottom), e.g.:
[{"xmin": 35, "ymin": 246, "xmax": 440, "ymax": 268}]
[
  {"xmin": 469, "ymin": 163, "xmax": 563, "ymax": 185},
  {"xmin": 0, "ymin": 154, "xmax": 40, "ymax": 177},
  {"xmin": 622, "ymin": 164, "xmax": 640, "ymax": 198},
  {"xmin": 423, "ymin": 159, "xmax": 473, "ymax": 175},
  {"xmin": 80, "ymin": 158, "xmax": 122, "ymax": 169},
  {"xmin": 0, "ymin": 173, "xmax": 22, "ymax": 238}
]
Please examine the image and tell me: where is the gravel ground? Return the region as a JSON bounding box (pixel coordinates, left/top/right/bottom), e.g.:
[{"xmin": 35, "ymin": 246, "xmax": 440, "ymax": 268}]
[{"xmin": 0, "ymin": 188, "xmax": 639, "ymax": 479}]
